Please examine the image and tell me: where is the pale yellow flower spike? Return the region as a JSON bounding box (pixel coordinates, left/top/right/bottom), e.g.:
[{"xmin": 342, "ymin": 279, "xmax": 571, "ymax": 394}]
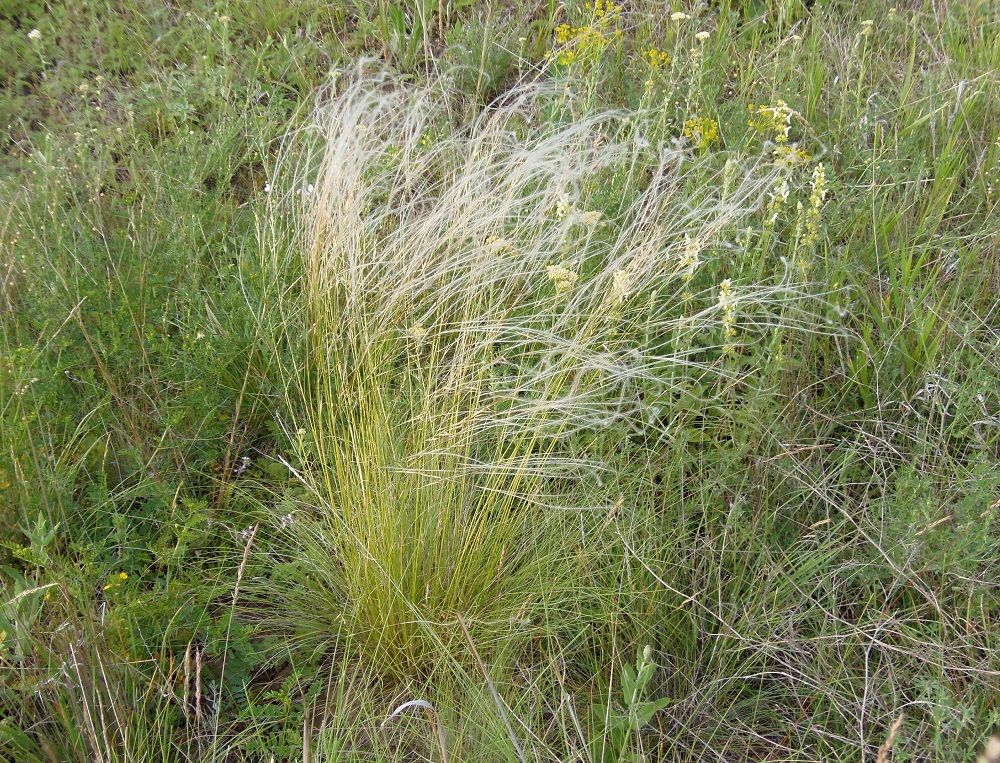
[
  {"xmin": 802, "ymin": 162, "xmax": 828, "ymax": 247},
  {"xmin": 719, "ymin": 279, "xmax": 738, "ymax": 353}
]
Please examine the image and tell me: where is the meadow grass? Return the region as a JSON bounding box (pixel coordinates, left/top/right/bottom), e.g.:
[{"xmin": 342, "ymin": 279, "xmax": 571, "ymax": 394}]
[{"xmin": 2, "ymin": 1, "xmax": 999, "ymax": 761}]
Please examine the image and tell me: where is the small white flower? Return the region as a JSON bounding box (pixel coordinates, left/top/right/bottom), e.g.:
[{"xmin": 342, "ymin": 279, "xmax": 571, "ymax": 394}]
[
  {"xmin": 305, "ymin": 183, "xmax": 315, "ymax": 195},
  {"xmin": 679, "ymin": 234, "xmax": 703, "ymax": 278},
  {"xmin": 233, "ymin": 455, "xmax": 252, "ymax": 476},
  {"xmin": 670, "ymin": 12, "xmax": 690, "ymax": 21},
  {"xmin": 14, "ymin": 377, "xmax": 40, "ymax": 397},
  {"xmin": 860, "ymin": 19, "xmax": 873, "ymax": 33},
  {"xmin": 695, "ymin": 30, "xmax": 710, "ymax": 42},
  {"xmin": 773, "ymin": 179, "xmax": 790, "ymax": 204},
  {"xmin": 580, "ymin": 210, "xmax": 602, "ymax": 227},
  {"xmin": 555, "ymin": 192, "xmax": 571, "ymax": 219},
  {"xmin": 28, "ymin": 28, "xmax": 42, "ymax": 41},
  {"xmin": 263, "ymin": 183, "xmax": 272, "ymax": 193}
]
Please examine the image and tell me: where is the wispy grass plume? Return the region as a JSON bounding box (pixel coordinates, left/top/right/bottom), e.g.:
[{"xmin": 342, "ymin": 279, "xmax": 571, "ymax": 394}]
[{"xmin": 261, "ymin": 64, "xmax": 802, "ymax": 679}]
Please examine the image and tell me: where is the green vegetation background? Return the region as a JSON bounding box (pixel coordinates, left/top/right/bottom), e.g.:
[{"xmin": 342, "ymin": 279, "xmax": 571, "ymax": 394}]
[{"xmin": 1, "ymin": 0, "xmax": 998, "ymax": 760}]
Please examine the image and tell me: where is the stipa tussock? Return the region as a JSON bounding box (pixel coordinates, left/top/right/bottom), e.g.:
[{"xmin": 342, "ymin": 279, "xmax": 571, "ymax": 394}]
[{"xmin": 268, "ymin": 65, "xmax": 803, "ymax": 677}]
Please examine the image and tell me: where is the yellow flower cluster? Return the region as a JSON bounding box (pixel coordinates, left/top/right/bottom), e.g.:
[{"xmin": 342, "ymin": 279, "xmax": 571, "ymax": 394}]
[
  {"xmin": 103, "ymin": 571, "xmax": 129, "ymax": 592},
  {"xmin": 547, "ymin": 263, "xmax": 579, "ymax": 294},
  {"xmin": 556, "ymin": 26, "xmax": 605, "ymax": 66},
  {"xmin": 773, "ymin": 143, "xmax": 812, "ymax": 167},
  {"xmin": 590, "ymin": 0, "xmax": 622, "ymax": 20},
  {"xmin": 549, "ymin": 0, "xmax": 622, "ymax": 68},
  {"xmin": 644, "ymin": 48, "xmax": 671, "ymax": 70},
  {"xmin": 748, "ymin": 101, "xmax": 794, "ymax": 143},
  {"xmin": 682, "ymin": 116, "xmax": 720, "ymax": 151}
]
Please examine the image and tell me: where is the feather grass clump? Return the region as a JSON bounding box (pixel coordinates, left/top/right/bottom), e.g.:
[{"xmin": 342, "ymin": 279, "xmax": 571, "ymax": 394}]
[{"xmin": 268, "ymin": 66, "xmax": 795, "ymax": 677}]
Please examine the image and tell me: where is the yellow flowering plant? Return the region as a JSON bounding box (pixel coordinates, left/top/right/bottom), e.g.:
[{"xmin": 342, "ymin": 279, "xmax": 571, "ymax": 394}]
[
  {"xmin": 682, "ymin": 115, "xmax": 720, "ymax": 151},
  {"xmin": 718, "ymin": 279, "xmax": 738, "ymax": 353},
  {"xmin": 800, "ymin": 162, "xmax": 828, "ymax": 247},
  {"xmin": 748, "ymin": 100, "xmax": 795, "ymax": 143},
  {"xmin": 102, "ymin": 571, "xmax": 129, "ymax": 592},
  {"xmin": 547, "ymin": 0, "xmax": 623, "ymax": 71},
  {"xmin": 639, "ymin": 46, "xmax": 672, "ymax": 94},
  {"xmin": 773, "ymin": 143, "xmax": 812, "ymax": 167},
  {"xmin": 644, "ymin": 48, "xmax": 670, "ymax": 71}
]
